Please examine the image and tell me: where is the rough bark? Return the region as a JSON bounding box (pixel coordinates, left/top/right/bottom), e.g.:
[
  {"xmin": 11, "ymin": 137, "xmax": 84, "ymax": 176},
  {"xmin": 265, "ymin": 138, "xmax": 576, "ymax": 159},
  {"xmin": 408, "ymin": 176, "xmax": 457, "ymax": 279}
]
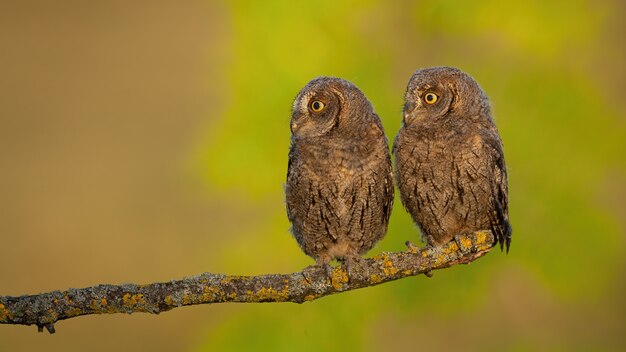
[{"xmin": 0, "ymin": 230, "xmax": 494, "ymax": 334}]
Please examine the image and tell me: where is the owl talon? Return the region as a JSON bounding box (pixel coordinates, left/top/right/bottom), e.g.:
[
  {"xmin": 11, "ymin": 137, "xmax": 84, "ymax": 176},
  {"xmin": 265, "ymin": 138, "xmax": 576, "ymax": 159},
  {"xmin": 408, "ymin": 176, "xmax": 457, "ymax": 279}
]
[
  {"xmin": 420, "ymin": 246, "xmax": 435, "ymax": 277},
  {"xmin": 342, "ymin": 256, "xmax": 369, "ymax": 282},
  {"xmin": 322, "ymin": 263, "xmax": 334, "ymax": 280},
  {"xmin": 302, "ymin": 263, "xmax": 334, "ymax": 284},
  {"xmin": 405, "ymin": 240, "xmax": 420, "ymax": 253},
  {"xmin": 301, "ymin": 266, "xmax": 314, "ymax": 284}
]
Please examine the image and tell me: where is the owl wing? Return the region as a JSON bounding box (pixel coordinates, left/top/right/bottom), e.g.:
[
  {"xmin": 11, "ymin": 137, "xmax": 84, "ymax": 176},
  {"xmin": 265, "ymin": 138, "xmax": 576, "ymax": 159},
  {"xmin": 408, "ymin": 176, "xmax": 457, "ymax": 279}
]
[
  {"xmin": 373, "ymin": 119, "xmax": 394, "ymax": 228},
  {"xmin": 285, "ymin": 155, "xmax": 296, "ymax": 221},
  {"xmin": 286, "ymin": 148, "xmax": 342, "ymax": 259},
  {"xmin": 382, "ymin": 153, "xmax": 395, "ymax": 227},
  {"xmin": 368, "ymin": 119, "xmax": 395, "ymax": 239},
  {"xmin": 348, "ymin": 151, "xmax": 394, "ymax": 239},
  {"xmin": 481, "ymin": 129, "xmax": 512, "ymax": 252}
]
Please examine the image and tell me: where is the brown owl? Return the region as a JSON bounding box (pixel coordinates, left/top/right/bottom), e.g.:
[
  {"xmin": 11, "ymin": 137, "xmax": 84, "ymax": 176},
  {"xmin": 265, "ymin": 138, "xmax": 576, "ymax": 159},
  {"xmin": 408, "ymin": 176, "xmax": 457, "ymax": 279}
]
[
  {"xmin": 286, "ymin": 77, "xmax": 394, "ymax": 267},
  {"xmin": 393, "ymin": 67, "xmax": 511, "ymax": 251}
]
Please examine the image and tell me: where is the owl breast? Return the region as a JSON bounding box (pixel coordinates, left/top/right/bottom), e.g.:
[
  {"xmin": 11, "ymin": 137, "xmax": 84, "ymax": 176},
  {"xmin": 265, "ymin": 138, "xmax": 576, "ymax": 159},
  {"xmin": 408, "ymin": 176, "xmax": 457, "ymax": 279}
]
[
  {"xmin": 286, "ymin": 133, "xmax": 393, "ymax": 264},
  {"xmin": 394, "ymin": 126, "xmax": 495, "ymax": 246}
]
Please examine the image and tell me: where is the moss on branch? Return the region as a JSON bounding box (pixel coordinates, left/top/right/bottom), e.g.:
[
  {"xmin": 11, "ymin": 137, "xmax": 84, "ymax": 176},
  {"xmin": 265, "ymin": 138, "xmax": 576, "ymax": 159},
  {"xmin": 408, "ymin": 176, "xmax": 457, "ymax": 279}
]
[{"xmin": 0, "ymin": 230, "xmax": 494, "ymax": 334}]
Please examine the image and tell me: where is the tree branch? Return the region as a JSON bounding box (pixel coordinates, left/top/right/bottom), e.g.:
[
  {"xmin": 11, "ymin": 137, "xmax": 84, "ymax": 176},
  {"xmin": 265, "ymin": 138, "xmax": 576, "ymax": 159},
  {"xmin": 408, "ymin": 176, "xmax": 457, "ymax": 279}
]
[{"xmin": 0, "ymin": 230, "xmax": 494, "ymax": 334}]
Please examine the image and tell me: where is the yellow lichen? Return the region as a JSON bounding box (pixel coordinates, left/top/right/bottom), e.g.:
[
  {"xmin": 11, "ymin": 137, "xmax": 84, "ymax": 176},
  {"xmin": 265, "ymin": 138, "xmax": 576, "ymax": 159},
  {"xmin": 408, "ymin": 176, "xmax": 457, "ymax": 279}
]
[
  {"xmin": 165, "ymin": 295, "xmax": 174, "ymax": 306},
  {"xmin": 122, "ymin": 293, "xmax": 146, "ymax": 308},
  {"xmin": 478, "ymin": 243, "xmax": 491, "ymax": 251},
  {"xmin": 47, "ymin": 308, "xmax": 58, "ymax": 321},
  {"xmin": 369, "ymin": 274, "xmax": 382, "ymax": 284},
  {"xmin": 89, "ymin": 299, "xmax": 104, "ymax": 313},
  {"xmin": 63, "ymin": 291, "xmax": 73, "ymax": 304},
  {"xmin": 181, "ymin": 293, "xmax": 191, "ymax": 305},
  {"xmin": 253, "ymin": 286, "xmax": 289, "ymax": 301},
  {"xmin": 66, "ymin": 308, "xmax": 82, "ymax": 317},
  {"xmin": 446, "ymin": 242, "xmax": 459, "ymax": 253},
  {"xmin": 0, "ymin": 303, "xmax": 11, "ymax": 321},
  {"xmin": 402, "ymin": 269, "xmax": 413, "ymax": 275},
  {"xmin": 382, "ymin": 258, "xmax": 398, "ymax": 276},
  {"xmin": 460, "ymin": 236, "xmax": 472, "ymax": 249},
  {"xmin": 430, "ymin": 241, "xmax": 461, "ymax": 267},
  {"xmin": 261, "ymin": 288, "xmax": 273, "ymax": 299},
  {"xmin": 434, "ymin": 254, "xmax": 445, "ymax": 267},
  {"xmin": 202, "ymin": 286, "xmax": 213, "ymax": 301},
  {"xmin": 201, "ymin": 285, "xmax": 222, "ymax": 302},
  {"xmin": 221, "ymin": 276, "xmax": 242, "ymax": 285},
  {"xmin": 475, "ymin": 230, "xmax": 487, "ymax": 244},
  {"xmin": 330, "ymin": 268, "xmax": 349, "ymax": 290},
  {"xmin": 372, "ymin": 253, "xmax": 387, "ymax": 261},
  {"xmin": 303, "ymin": 294, "xmax": 318, "ymax": 301},
  {"xmin": 101, "ymin": 298, "xmax": 116, "ymax": 313}
]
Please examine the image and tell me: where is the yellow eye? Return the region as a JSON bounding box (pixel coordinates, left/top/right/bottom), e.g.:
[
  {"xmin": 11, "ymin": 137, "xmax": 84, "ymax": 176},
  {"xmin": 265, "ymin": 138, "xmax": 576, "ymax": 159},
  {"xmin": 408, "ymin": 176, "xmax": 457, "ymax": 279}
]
[
  {"xmin": 310, "ymin": 100, "xmax": 325, "ymax": 112},
  {"xmin": 424, "ymin": 92, "xmax": 438, "ymax": 104}
]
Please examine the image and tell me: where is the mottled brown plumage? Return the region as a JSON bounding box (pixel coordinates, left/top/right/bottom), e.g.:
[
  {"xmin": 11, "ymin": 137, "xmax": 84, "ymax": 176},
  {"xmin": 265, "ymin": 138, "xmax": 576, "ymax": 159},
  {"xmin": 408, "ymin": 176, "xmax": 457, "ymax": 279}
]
[
  {"xmin": 286, "ymin": 77, "xmax": 394, "ymax": 265},
  {"xmin": 393, "ymin": 67, "xmax": 512, "ymax": 251}
]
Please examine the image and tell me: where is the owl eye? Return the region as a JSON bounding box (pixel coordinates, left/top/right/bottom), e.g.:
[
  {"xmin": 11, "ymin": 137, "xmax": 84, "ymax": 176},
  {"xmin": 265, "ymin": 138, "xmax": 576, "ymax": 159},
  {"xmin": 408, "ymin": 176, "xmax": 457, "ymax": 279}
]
[
  {"xmin": 424, "ymin": 92, "xmax": 438, "ymax": 104},
  {"xmin": 310, "ymin": 100, "xmax": 325, "ymax": 112}
]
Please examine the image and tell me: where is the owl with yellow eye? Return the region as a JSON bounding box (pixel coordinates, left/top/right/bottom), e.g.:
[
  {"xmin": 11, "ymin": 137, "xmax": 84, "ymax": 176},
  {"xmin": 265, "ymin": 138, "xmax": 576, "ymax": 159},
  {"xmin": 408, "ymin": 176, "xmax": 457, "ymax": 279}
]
[
  {"xmin": 393, "ymin": 66, "xmax": 512, "ymax": 251},
  {"xmin": 286, "ymin": 76, "xmax": 394, "ymax": 270}
]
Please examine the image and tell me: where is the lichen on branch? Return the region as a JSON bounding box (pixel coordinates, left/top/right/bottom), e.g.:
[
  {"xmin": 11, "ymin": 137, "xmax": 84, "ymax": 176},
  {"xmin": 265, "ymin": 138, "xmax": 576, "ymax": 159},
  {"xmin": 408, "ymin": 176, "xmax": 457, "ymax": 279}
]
[{"xmin": 0, "ymin": 230, "xmax": 495, "ymax": 334}]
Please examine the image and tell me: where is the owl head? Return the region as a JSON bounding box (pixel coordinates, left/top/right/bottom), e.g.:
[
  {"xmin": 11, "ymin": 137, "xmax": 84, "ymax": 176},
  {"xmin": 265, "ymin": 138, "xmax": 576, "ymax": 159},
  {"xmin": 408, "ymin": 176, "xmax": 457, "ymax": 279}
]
[
  {"xmin": 290, "ymin": 77, "xmax": 374, "ymax": 138},
  {"xmin": 403, "ymin": 66, "xmax": 492, "ymax": 126}
]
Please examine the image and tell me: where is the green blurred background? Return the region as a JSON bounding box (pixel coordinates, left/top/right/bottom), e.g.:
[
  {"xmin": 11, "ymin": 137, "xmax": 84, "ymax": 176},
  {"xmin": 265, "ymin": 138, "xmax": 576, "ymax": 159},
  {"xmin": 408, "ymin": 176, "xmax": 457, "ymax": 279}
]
[{"xmin": 1, "ymin": 1, "xmax": 625, "ymax": 351}]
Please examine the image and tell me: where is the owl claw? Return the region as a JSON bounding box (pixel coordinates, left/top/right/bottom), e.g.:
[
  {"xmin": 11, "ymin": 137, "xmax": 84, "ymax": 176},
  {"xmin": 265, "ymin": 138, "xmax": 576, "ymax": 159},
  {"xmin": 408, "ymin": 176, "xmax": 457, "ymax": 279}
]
[
  {"xmin": 302, "ymin": 263, "xmax": 334, "ymax": 284},
  {"xmin": 321, "ymin": 263, "xmax": 334, "ymax": 280},
  {"xmin": 342, "ymin": 256, "xmax": 370, "ymax": 281},
  {"xmin": 405, "ymin": 240, "xmax": 420, "ymax": 253},
  {"xmin": 301, "ymin": 266, "xmax": 314, "ymax": 284},
  {"xmin": 420, "ymin": 246, "xmax": 435, "ymax": 277}
]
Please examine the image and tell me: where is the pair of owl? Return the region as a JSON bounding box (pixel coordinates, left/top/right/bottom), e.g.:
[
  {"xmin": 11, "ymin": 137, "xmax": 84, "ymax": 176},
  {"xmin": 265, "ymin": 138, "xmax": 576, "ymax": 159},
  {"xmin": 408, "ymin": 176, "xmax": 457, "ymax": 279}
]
[{"xmin": 286, "ymin": 67, "xmax": 512, "ymax": 268}]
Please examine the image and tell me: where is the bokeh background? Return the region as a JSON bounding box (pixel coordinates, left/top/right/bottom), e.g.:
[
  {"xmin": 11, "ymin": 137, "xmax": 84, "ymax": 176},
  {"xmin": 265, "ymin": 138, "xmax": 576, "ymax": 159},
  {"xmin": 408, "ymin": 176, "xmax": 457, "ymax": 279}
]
[{"xmin": 1, "ymin": 1, "xmax": 625, "ymax": 351}]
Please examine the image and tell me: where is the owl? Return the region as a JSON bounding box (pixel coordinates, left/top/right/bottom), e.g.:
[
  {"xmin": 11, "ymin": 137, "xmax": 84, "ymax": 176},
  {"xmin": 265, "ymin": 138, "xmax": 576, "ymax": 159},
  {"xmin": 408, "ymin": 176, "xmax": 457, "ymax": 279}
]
[
  {"xmin": 286, "ymin": 77, "xmax": 394, "ymax": 267},
  {"xmin": 393, "ymin": 67, "xmax": 512, "ymax": 251}
]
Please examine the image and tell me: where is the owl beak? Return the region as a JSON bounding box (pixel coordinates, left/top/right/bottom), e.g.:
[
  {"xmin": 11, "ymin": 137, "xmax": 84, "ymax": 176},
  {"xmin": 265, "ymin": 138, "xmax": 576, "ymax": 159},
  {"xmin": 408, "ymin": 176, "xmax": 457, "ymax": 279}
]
[
  {"xmin": 403, "ymin": 101, "xmax": 417, "ymax": 124},
  {"xmin": 290, "ymin": 122, "xmax": 299, "ymax": 133},
  {"xmin": 402, "ymin": 112, "xmax": 412, "ymax": 125},
  {"xmin": 405, "ymin": 98, "xmax": 421, "ymax": 112}
]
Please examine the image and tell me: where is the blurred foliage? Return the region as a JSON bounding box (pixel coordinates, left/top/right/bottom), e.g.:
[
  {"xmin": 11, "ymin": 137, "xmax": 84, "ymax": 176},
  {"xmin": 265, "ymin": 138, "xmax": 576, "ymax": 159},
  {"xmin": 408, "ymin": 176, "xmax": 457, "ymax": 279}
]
[{"xmin": 193, "ymin": 0, "xmax": 625, "ymax": 350}]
